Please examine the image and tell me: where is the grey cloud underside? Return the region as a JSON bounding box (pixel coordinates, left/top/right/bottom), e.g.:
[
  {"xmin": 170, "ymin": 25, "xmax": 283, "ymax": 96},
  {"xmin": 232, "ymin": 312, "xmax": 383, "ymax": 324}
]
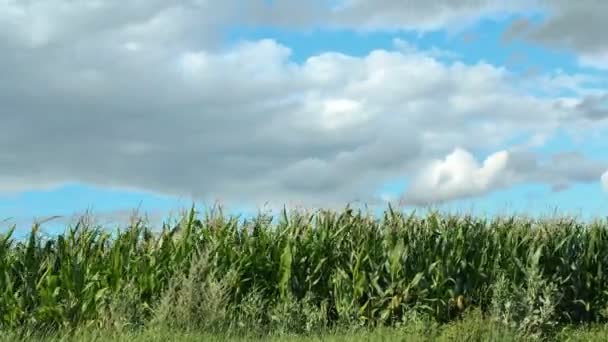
[
  {"xmin": 526, "ymin": 1, "xmax": 608, "ymax": 54},
  {"xmin": 1, "ymin": 0, "xmax": 607, "ymax": 209},
  {"xmin": 497, "ymin": 0, "xmax": 608, "ymax": 68},
  {"xmin": 263, "ymin": 0, "xmax": 608, "ymax": 56},
  {"xmin": 575, "ymin": 94, "xmax": 608, "ymax": 120},
  {"xmin": 248, "ymin": 0, "xmax": 608, "ymax": 62},
  {"xmin": 507, "ymin": 150, "xmax": 608, "ymax": 191}
]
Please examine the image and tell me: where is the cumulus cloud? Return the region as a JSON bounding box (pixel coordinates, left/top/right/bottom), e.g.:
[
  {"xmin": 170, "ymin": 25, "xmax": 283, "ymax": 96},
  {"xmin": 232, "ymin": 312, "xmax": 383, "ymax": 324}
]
[
  {"xmin": 0, "ymin": 1, "xmax": 607, "ymax": 209},
  {"xmin": 602, "ymin": 171, "xmax": 608, "ymax": 193},
  {"xmin": 2, "ymin": 32, "xmax": 580, "ymax": 208},
  {"xmin": 401, "ymin": 148, "xmax": 511, "ymax": 205},
  {"xmin": 401, "ymin": 148, "xmax": 608, "ymax": 205},
  {"xmin": 0, "ymin": 1, "xmax": 229, "ymax": 50}
]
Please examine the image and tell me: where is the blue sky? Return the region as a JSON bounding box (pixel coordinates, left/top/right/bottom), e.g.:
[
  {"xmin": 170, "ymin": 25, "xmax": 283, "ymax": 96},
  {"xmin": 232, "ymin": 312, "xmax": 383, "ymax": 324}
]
[{"xmin": 1, "ymin": 1, "xmax": 607, "ymax": 236}]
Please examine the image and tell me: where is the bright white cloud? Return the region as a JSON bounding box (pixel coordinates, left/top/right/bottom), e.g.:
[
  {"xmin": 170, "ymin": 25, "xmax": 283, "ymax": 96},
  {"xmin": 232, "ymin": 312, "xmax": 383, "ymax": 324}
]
[
  {"xmin": 320, "ymin": 98, "xmax": 369, "ymax": 130},
  {"xmin": 602, "ymin": 171, "xmax": 608, "ymax": 193},
  {"xmin": 401, "ymin": 148, "xmax": 510, "ymax": 205},
  {"xmin": 401, "ymin": 147, "xmax": 608, "ymax": 205}
]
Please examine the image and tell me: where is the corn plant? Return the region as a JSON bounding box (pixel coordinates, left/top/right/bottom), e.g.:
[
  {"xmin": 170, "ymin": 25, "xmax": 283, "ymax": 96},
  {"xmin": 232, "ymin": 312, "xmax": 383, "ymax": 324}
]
[{"xmin": 0, "ymin": 205, "xmax": 607, "ymax": 339}]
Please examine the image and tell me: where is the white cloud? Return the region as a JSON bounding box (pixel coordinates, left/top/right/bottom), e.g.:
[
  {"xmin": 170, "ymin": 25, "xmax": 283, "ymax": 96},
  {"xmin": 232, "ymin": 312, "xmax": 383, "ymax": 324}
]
[
  {"xmin": 401, "ymin": 148, "xmax": 510, "ymax": 205},
  {"xmin": 320, "ymin": 98, "xmax": 369, "ymax": 130},
  {"xmin": 401, "ymin": 147, "xmax": 608, "ymax": 205},
  {"xmin": 602, "ymin": 171, "xmax": 608, "ymax": 193}
]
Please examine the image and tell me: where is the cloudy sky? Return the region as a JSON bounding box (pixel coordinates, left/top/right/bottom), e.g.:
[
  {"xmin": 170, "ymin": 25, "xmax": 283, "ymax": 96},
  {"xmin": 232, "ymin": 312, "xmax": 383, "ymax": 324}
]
[{"xmin": 1, "ymin": 0, "xmax": 608, "ymax": 232}]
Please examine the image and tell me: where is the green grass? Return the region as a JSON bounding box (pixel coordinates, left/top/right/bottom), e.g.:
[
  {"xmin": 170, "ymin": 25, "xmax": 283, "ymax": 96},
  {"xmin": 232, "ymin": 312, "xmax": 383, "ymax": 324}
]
[
  {"xmin": 2, "ymin": 205, "xmax": 608, "ymax": 340},
  {"xmin": 3, "ymin": 312, "xmax": 608, "ymax": 341}
]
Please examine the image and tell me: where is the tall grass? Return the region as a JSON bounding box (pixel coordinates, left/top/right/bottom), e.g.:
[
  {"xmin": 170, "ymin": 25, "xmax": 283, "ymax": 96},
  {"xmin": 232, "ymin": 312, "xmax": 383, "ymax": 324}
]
[{"xmin": 1, "ymin": 205, "xmax": 607, "ymax": 339}]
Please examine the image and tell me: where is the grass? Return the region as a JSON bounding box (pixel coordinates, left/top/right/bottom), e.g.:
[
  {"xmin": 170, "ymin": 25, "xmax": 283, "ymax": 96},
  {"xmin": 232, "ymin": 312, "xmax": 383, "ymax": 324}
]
[
  {"xmin": 3, "ymin": 312, "xmax": 608, "ymax": 341},
  {"xmin": 2, "ymin": 204, "xmax": 608, "ymax": 340}
]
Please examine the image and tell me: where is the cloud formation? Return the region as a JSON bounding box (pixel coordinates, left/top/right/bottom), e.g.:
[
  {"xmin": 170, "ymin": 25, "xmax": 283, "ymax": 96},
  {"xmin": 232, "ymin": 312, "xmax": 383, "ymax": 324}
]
[
  {"xmin": 401, "ymin": 148, "xmax": 608, "ymax": 205},
  {"xmin": 500, "ymin": 1, "xmax": 608, "ymax": 69},
  {"xmin": 401, "ymin": 148, "xmax": 511, "ymax": 205},
  {"xmin": 0, "ymin": 1, "xmax": 607, "ymax": 209},
  {"xmin": 247, "ymin": 1, "xmax": 608, "ymax": 70}
]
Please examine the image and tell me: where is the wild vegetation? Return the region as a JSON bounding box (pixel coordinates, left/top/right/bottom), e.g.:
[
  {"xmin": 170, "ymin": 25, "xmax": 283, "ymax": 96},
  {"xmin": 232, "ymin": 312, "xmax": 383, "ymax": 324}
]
[{"xmin": 1, "ymin": 205, "xmax": 608, "ymax": 340}]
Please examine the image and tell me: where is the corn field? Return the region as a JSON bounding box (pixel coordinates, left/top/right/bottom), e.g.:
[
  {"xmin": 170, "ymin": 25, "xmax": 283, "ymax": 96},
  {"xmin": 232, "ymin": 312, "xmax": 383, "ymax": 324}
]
[{"xmin": 1, "ymin": 205, "xmax": 608, "ymax": 337}]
